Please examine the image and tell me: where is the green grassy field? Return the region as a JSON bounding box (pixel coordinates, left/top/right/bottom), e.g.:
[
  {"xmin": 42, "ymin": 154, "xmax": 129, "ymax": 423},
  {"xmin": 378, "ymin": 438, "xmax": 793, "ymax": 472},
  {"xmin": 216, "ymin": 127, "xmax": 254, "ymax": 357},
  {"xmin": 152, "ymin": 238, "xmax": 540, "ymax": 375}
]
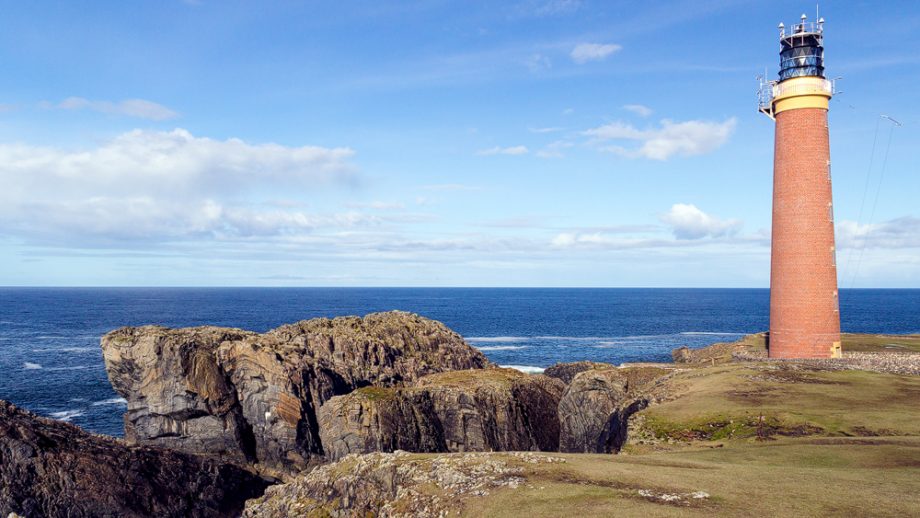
[
  {"xmin": 460, "ymin": 360, "xmax": 920, "ymax": 516},
  {"xmin": 462, "ymin": 437, "xmax": 920, "ymax": 517}
]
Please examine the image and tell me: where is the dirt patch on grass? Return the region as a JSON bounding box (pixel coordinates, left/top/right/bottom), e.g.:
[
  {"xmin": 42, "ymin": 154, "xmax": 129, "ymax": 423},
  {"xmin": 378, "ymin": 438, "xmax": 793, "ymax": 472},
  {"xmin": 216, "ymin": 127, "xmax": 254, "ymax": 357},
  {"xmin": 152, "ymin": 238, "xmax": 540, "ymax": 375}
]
[
  {"xmin": 648, "ymin": 415, "xmax": 825, "ymax": 443},
  {"xmin": 744, "ymin": 367, "xmax": 847, "ymax": 385},
  {"xmin": 543, "ymin": 471, "xmax": 716, "ymax": 509},
  {"xmin": 726, "ymin": 387, "xmax": 781, "ymax": 406},
  {"xmin": 846, "ymin": 426, "xmax": 903, "ymax": 437}
]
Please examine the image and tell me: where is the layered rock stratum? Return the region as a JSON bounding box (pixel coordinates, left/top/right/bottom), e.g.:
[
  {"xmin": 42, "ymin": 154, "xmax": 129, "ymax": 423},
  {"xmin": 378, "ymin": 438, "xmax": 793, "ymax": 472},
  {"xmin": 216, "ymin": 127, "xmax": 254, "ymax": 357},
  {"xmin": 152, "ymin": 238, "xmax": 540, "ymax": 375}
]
[
  {"xmin": 0, "ymin": 400, "xmax": 269, "ymax": 518},
  {"xmin": 318, "ymin": 368, "xmax": 565, "ymax": 460},
  {"xmin": 101, "ymin": 311, "xmax": 491, "ymax": 473}
]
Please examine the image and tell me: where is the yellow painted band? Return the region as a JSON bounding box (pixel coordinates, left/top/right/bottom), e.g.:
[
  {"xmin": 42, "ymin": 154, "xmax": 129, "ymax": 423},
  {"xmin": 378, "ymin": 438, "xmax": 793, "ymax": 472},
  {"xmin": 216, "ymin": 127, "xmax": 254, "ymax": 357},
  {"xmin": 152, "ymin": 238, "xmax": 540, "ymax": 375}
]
[
  {"xmin": 771, "ymin": 76, "xmax": 832, "ymax": 114},
  {"xmin": 774, "ymin": 94, "xmax": 829, "ymax": 114}
]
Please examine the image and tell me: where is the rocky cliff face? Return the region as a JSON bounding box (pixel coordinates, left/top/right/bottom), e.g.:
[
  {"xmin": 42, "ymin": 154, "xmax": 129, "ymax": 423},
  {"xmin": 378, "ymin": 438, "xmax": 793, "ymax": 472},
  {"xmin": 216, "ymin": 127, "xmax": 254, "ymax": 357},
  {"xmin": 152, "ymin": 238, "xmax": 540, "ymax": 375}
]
[
  {"xmin": 317, "ymin": 369, "xmax": 565, "ymax": 460},
  {"xmin": 101, "ymin": 311, "xmax": 491, "ymax": 473},
  {"xmin": 556, "ymin": 364, "xmax": 674, "ymax": 453},
  {"xmin": 0, "ymin": 400, "xmax": 269, "ymax": 518}
]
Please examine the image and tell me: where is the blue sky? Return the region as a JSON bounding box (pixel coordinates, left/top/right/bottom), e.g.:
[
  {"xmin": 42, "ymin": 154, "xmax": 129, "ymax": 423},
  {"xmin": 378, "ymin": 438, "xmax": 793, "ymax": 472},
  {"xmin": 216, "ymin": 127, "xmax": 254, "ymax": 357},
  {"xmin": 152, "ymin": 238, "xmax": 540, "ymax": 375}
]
[{"xmin": 0, "ymin": 0, "xmax": 918, "ymax": 287}]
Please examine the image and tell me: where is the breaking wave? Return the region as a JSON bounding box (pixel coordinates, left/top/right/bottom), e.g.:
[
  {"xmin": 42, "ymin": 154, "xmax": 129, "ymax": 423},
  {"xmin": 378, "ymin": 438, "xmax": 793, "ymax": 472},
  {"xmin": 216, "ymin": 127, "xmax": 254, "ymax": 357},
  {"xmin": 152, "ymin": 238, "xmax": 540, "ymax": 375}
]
[
  {"xmin": 466, "ymin": 337, "xmax": 529, "ymax": 343},
  {"xmin": 49, "ymin": 409, "xmax": 85, "ymax": 422},
  {"xmin": 500, "ymin": 365, "xmax": 545, "ymax": 374},
  {"xmin": 92, "ymin": 397, "xmax": 127, "ymax": 406}
]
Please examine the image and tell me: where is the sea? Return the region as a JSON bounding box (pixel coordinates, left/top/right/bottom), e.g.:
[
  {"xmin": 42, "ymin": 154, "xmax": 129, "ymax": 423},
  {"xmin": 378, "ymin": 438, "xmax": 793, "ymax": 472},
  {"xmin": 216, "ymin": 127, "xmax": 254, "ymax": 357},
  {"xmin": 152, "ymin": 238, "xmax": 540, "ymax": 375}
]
[{"xmin": 1, "ymin": 287, "xmax": 918, "ymax": 437}]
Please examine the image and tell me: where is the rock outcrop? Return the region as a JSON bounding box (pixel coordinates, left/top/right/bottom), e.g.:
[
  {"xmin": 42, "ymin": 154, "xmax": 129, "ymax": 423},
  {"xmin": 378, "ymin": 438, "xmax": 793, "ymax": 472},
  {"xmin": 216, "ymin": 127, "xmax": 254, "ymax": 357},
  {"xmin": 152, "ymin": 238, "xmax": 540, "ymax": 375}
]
[
  {"xmin": 317, "ymin": 369, "xmax": 565, "ymax": 460},
  {"xmin": 558, "ymin": 366, "xmax": 672, "ymax": 453},
  {"xmin": 544, "ymin": 361, "xmax": 614, "ymax": 385},
  {"xmin": 244, "ymin": 451, "xmax": 566, "ymax": 518},
  {"xmin": 101, "ymin": 311, "xmax": 490, "ymax": 473},
  {"xmin": 0, "ymin": 400, "xmax": 269, "ymax": 518}
]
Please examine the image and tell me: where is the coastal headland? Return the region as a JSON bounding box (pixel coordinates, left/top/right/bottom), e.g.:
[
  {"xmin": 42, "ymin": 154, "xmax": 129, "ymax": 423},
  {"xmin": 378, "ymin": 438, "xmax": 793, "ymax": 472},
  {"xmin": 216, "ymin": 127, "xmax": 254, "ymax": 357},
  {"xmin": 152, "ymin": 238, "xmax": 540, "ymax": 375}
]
[{"xmin": 2, "ymin": 312, "xmax": 919, "ymax": 517}]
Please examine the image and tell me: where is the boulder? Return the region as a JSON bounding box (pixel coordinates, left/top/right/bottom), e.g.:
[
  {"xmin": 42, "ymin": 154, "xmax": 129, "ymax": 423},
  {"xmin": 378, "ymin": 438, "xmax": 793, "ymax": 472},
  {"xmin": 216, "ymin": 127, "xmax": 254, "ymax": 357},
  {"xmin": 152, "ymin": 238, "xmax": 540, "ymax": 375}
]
[
  {"xmin": 557, "ymin": 366, "xmax": 671, "ymax": 453},
  {"xmin": 544, "ymin": 361, "xmax": 615, "ymax": 384},
  {"xmin": 0, "ymin": 400, "xmax": 269, "ymax": 518},
  {"xmin": 558, "ymin": 368, "xmax": 629, "ymax": 453},
  {"xmin": 101, "ymin": 311, "xmax": 490, "ymax": 473},
  {"xmin": 318, "ymin": 369, "xmax": 565, "ymax": 460}
]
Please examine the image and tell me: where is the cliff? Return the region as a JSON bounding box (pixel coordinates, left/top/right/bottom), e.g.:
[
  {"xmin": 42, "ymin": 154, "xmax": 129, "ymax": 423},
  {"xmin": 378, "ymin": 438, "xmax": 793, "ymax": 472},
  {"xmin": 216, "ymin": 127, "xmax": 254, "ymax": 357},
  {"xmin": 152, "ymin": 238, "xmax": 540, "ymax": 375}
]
[
  {"xmin": 0, "ymin": 400, "xmax": 269, "ymax": 518},
  {"xmin": 318, "ymin": 368, "xmax": 565, "ymax": 460},
  {"xmin": 101, "ymin": 311, "xmax": 490, "ymax": 474}
]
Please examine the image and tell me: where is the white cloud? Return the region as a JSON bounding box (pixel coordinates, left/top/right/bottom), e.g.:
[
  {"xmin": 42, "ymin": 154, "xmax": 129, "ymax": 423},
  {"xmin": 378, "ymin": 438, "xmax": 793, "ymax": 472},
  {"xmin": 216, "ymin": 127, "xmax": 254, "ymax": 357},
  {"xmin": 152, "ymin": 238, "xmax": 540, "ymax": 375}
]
[
  {"xmin": 525, "ymin": 53, "xmax": 552, "ymax": 72},
  {"xmin": 584, "ymin": 118, "xmax": 736, "ymax": 160},
  {"xmin": 533, "ymin": 0, "xmax": 581, "ymax": 16},
  {"xmin": 528, "ymin": 126, "xmax": 564, "ymax": 134},
  {"xmin": 477, "ymin": 145, "xmax": 529, "ymax": 156},
  {"xmin": 660, "ymin": 204, "xmax": 741, "ymax": 240},
  {"xmin": 54, "ymin": 97, "xmax": 179, "ymax": 120},
  {"xmin": 421, "ymin": 184, "xmax": 482, "ymax": 192},
  {"xmin": 583, "ymin": 121, "xmax": 645, "ymax": 140},
  {"xmin": 570, "ymin": 43, "xmax": 622, "ymax": 64},
  {"xmin": 535, "ymin": 140, "xmax": 573, "ymax": 159},
  {"xmin": 346, "ymin": 201, "xmax": 406, "ymax": 210},
  {"xmin": 837, "ymin": 217, "xmax": 920, "ymax": 249},
  {"xmin": 0, "ymin": 129, "xmax": 359, "ymax": 244},
  {"xmin": 623, "ymin": 104, "xmax": 653, "ymax": 117},
  {"xmin": 0, "ymin": 128, "xmax": 354, "ymax": 198}
]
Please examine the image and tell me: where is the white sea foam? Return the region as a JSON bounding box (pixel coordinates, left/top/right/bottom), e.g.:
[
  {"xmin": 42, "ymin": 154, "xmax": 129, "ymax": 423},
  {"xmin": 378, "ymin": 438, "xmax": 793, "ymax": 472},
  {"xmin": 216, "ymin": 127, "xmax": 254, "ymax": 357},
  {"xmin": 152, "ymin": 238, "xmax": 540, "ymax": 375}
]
[
  {"xmin": 46, "ymin": 366, "xmax": 92, "ymax": 371},
  {"xmin": 617, "ymin": 333, "xmax": 678, "ymax": 340},
  {"xmin": 534, "ymin": 336, "xmax": 604, "ymax": 341},
  {"xmin": 33, "ymin": 347, "xmax": 97, "ymax": 353},
  {"xmin": 476, "ymin": 345, "xmax": 529, "ymax": 351},
  {"xmin": 92, "ymin": 397, "xmax": 127, "ymax": 406},
  {"xmin": 680, "ymin": 332, "xmax": 745, "ymax": 336},
  {"xmin": 500, "ymin": 365, "xmax": 545, "ymax": 374},
  {"xmin": 49, "ymin": 409, "xmax": 85, "ymax": 421},
  {"xmin": 466, "ymin": 337, "xmax": 529, "ymax": 343},
  {"xmin": 23, "ymin": 362, "xmax": 42, "ymax": 370},
  {"xmin": 592, "ymin": 341, "xmax": 626, "ymax": 349}
]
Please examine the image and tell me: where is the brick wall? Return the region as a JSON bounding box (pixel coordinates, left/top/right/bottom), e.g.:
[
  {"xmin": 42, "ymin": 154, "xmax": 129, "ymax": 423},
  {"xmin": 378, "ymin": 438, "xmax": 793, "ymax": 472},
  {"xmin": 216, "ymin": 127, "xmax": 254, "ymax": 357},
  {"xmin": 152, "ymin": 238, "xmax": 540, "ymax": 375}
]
[{"xmin": 769, "ymin": 107, "xmax": 841, "ymax": 358}]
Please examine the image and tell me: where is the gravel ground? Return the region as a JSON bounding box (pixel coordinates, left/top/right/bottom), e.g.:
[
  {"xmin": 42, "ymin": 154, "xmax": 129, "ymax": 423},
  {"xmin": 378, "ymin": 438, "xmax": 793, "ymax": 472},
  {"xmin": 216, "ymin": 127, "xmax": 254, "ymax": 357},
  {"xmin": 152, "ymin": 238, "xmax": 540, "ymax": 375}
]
[{"xmin": 733, "ymin": 350, "xmax": 920, "ymax": 376}]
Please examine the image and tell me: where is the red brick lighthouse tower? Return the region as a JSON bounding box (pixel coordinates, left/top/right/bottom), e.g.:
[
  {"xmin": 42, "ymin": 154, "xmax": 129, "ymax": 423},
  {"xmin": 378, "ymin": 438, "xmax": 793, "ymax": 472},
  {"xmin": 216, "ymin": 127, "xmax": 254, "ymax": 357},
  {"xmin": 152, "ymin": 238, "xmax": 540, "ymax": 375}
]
[{"xmin": 758, "ymin": 14, "xmax": 841, "ymax": 359}]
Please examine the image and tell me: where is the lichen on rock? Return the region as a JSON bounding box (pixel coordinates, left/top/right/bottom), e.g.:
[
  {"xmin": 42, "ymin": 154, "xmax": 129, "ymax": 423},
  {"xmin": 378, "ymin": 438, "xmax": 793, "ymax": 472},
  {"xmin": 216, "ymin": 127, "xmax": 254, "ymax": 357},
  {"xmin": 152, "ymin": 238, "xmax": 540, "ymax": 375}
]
[
  {"xmin": 101, "ymin": 311, "xmax": 491, "ymax": 473},
  {"xmin": 0, "ymin": 400, "xmax": 269, "ymax": 518},
  {"xmin": 317, "ymin": 368, "xmax": 565, "ymax": 460}
]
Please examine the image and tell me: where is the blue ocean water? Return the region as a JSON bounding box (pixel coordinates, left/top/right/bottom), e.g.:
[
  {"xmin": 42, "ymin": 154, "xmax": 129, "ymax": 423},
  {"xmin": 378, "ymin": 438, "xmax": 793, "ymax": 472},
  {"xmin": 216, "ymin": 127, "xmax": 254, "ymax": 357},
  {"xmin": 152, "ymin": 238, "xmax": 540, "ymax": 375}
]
[{"xmin": 1, "ymin": 287, "xmax": 918, "ymax": 437}]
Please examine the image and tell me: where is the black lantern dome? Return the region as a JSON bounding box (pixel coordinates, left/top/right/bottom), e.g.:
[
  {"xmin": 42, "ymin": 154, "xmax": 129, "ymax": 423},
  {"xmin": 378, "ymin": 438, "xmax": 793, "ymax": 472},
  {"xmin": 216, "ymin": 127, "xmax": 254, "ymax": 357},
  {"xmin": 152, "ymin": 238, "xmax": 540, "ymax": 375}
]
[{"xmin": 778, "ymin": 15, "xmax": 825, "ymax": 81}]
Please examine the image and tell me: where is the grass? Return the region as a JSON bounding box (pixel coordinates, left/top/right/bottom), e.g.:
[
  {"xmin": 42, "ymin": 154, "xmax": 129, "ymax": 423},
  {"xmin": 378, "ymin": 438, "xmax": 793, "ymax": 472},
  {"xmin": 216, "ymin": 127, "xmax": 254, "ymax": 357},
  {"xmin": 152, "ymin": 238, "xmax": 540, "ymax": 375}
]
[
  {"xmin": 269, "ymin": 350, "xmax": 920, "ymax": 516},
  {"xmin": 415, "ymin": 367, "xmax": 524, "ymax": 389},
  {"xmin": 463, "ymin": 358, "xmax": 920, "ymax": 516},
  {"xmin": 458, "ymin": 437, "xmax": 920, "ymax": 517},
  {"xmin": 842, "ymin": 333, "xmax": 920, "ymax": 353},
  {"xmin": 634, "ymin": 364, "xmax": 920, "ymax": 441}
]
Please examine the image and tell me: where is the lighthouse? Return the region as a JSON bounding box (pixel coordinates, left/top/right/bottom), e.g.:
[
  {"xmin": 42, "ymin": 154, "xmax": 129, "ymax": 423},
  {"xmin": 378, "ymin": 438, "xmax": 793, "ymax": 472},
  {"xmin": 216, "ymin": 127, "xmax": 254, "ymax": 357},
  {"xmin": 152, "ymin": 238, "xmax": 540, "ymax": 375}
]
[{"xmin": 758, "ymin": 14, "xmax": 841, "ymax": 359}]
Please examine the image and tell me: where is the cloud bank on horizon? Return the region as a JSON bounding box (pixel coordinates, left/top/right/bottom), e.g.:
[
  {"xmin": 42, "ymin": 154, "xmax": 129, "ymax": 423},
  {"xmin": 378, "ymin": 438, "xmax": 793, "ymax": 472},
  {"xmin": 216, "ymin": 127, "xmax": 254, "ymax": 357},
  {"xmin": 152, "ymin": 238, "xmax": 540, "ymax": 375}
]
[{"xmin": 0, "ymin": 0, "xmax": 917, "ymax": 287}]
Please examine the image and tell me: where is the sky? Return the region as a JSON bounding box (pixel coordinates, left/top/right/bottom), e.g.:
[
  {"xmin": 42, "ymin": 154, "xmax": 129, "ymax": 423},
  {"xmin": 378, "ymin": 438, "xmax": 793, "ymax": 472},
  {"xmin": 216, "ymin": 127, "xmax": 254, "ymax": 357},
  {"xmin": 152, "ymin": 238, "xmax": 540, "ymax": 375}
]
[{"xmin": 0, "ymin": 0, "xmax": 918, "ymax": 287}]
